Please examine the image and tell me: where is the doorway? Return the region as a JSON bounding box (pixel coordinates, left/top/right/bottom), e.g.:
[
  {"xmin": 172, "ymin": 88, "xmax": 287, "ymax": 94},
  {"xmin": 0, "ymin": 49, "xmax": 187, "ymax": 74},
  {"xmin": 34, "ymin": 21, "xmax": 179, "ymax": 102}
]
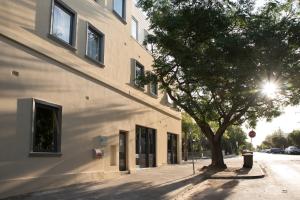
[
  {"xmin": 119, "ymin": 131, "xmax": 127, "ymax": 171},
  {"xmin": 167, "ymin": 133, "xmax": 178, "ymax": 164},
  {"xmin": 136, "ymin": 125, "xmax": 156, "ymax": 168}
]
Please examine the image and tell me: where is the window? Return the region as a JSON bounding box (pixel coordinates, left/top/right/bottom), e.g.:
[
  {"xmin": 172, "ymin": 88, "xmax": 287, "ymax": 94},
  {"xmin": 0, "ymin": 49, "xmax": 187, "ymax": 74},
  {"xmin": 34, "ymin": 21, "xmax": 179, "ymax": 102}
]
[
  {"xmin": 136, "ymin": 125, "xmax": 156, "ymax": 168},
  {"xmin": 86, "ymin": 24, "xmax": 105, "ymax": 64},
  {"xmin": 31, "ymin": 99, "xmax": 62, "ymax": 155},
  {"xmin": 135, "ymin": 61, "xmax": 145, "ymax": 89},
  {"xmin": 113, "ymin": 0, "xmax": 126, "ymax": 20},
  {"xmin": 167, "ymin": 93, "xmax": 174, "ymax": 105},
  {"xmin": 150, "ymin": 81, "xmax": 158, "ymax": 96},
  {"xmin": 131, "ymin": 17, "xmax": 138, "ymax": 40},
  {"xmin": 143, "ymin": 30, "xmax": 152, "ymax": 51},
  {"xmin": 50, "ymin": 0, "xmax": 76, "ymax": 46}
]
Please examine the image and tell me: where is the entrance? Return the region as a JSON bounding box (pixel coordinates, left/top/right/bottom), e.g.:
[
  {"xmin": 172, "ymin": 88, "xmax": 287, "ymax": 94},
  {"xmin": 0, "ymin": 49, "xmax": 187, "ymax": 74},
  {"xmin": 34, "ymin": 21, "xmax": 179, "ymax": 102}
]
[
  {"xmin": 119, "ymin": 131, "xmax": 127, "ymax": 171},
  {"xmin": 136, "ymin": 125, "xmax": 156, "ymax": 168},
  {"xmin": 167, "ymin": 133, "xmax": 178, "ymax": 164}
]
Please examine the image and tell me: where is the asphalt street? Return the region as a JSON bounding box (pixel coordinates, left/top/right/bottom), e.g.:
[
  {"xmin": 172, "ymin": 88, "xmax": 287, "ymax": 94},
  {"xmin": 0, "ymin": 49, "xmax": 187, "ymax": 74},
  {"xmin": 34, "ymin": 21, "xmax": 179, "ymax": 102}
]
[
  {"xmin": 2, "ymin": 153, "xmax": 299, "ymax": 200},
  {"xmin": 182, "ymin": 152, "xmax": 300, "ymax": 200}
]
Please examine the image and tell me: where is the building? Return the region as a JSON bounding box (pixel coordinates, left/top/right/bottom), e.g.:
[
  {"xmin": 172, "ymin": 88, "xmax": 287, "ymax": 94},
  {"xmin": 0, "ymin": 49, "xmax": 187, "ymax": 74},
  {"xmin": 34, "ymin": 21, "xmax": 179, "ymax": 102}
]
[{"xmin": 0, "ymin": 0, "xmax": 181, "ymax": 198}]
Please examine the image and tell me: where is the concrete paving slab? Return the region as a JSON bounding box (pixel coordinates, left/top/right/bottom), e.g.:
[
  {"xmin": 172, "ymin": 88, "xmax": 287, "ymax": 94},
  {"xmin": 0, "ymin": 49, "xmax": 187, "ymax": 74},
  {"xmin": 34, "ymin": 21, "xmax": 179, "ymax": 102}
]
[
  {"xmin": 1, "ymin": 156, "xmax": 265, "ymax": 200},
  {"xmin": 207, "ymin": 162, "xmax": 265, "ymax": 179}
]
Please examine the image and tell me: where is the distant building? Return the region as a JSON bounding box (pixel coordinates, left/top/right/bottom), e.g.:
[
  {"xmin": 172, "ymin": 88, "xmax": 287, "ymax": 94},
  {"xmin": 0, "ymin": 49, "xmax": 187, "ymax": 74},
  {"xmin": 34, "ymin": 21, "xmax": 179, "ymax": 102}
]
[{"xmin": 0, "ymin": 0, "xmax": 181, "ymax": 198}]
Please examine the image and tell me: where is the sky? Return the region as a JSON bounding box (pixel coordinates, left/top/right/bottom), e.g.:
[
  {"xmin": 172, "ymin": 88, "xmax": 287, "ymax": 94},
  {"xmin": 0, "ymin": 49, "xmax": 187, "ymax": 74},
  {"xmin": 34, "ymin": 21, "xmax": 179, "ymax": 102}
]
[{"xmin": 243, "ymin": 105, "xmax": 300, "ymax": 147}]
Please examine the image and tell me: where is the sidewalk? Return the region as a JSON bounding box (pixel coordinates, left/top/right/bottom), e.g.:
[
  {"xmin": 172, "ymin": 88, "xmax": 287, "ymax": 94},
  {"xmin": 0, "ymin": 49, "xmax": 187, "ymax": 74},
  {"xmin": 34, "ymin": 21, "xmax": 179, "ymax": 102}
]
[{"xmin": 2, "ymin": 156, "xmax": 265, "ymax": 200}]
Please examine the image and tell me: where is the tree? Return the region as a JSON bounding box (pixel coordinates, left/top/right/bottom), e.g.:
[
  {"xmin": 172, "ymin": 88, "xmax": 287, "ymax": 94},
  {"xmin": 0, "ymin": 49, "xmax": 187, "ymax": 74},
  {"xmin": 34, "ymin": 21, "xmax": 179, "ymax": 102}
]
[
  {"xmin": 139, "ymin": 0, "xmax": 300, "ymax": 168},
  {"xmin": 260, "ymin": 129, "xmax": 288, "ymax": 148},
  {"xmin": 271, "ymin": 129, "xmax": 288, "ymax": 148},
  {"xmin": 222, "ymin": 126, "xmax": 247, "ymax": 154},
  {"xmin": 182, "ymin": 112, "xmax": 202, "ymax": 160},
  {"xmin": 182, "ymin": 112, "xmax": 210, "ymax": 159},
  {"xmin": 287, "ymin": 130, "xmax": 300, "ymax": 147}
]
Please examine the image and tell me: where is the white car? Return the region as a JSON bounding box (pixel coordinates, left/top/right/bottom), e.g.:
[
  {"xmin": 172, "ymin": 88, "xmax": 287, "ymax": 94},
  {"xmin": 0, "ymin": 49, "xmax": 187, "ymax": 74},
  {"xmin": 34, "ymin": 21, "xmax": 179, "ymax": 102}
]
[{"xmin": 284, "ymin": 146, "xmax": 300, "ymax": 154}]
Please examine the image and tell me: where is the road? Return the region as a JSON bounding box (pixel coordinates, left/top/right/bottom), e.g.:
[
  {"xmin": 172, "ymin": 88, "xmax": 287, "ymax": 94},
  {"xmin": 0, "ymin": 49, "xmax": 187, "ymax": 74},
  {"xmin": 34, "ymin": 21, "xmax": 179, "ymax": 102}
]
[
  {"xmin": 183, "ymin": 152, "xmax": 300, "ymax": 200},
  {"xmin": 2, "ymin": 153, "xmax": 299, "ymax": 200}
]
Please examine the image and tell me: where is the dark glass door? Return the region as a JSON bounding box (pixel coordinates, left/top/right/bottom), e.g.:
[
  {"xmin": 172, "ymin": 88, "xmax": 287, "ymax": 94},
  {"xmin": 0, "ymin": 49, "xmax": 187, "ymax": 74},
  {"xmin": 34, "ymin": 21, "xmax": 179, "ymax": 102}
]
[
  {"xmin": 136, "ymin": 126, "xmax": 156, "ymax": 168},
  {"xmin": 167, "ymin": 133, "xmax": 178, "ymax": 164},
  {"xmin": 119, "ymin": 131, "xmax": 127, "ymax": 171},
  {"xmin": 148, "ymin": 129, "xmax": 156, "ymax": 167}
]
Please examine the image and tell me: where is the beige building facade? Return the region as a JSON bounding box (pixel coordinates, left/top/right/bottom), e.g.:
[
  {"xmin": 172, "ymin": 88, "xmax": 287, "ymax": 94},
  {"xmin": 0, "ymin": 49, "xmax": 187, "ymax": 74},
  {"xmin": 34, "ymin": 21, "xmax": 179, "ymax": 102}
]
[{"xmin": 0, "ymin": 0, "xmax": 181, "ymax": 198}]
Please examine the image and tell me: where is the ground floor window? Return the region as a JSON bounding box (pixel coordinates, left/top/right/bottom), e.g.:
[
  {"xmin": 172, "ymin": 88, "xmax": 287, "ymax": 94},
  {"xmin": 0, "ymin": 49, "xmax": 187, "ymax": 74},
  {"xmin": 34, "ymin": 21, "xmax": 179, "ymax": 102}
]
[
  {"xmin": 136, "ymin": 125, "xmax": 156, "ymax": 168},
  {"xmin": 167, "ymin": 133, "xmax": 178, "ymax": 164},
  {"xmin": 31, "ymin": 99, "xmax": 62, "ymax": 154}
]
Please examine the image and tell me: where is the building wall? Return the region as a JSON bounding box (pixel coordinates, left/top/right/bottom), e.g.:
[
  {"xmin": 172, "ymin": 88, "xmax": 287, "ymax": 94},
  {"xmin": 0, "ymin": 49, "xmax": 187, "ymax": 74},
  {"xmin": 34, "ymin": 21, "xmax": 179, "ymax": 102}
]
[{"xmin": 0, "ymin": 0, "xmax": 181, "ymax": 198}]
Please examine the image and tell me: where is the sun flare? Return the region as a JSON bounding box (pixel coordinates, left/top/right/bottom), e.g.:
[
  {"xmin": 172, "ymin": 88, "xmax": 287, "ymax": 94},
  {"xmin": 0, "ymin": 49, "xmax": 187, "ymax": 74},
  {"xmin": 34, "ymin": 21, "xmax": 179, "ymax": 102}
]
[{"xmin": 262, "ymin": 81, "xmax": 278, "ymax": 98}]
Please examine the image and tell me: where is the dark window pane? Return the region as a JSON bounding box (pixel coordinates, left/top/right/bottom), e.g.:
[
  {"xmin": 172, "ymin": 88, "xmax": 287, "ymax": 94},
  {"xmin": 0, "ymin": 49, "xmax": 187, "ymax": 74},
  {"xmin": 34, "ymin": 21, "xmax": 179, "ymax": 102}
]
[
  {"xmin": 150, "ymin": 82, "xmax": 158, "ymax": 95},
  {"xmin": 114, "ymin": 0, "xmax": 124, "ymax": 18},
  {"xmin": 140, "ymin": 128, "xmax": 146, "ymax": 154},
  {"xmin": 149, "ymin": 130, "xmax": 155, "ymax": 154},
  {"xmin": 52, "ymin": 3, "xmax": 73, "ymax": 44},
  {"xmin": 135, "ymin": 63, "xmax": 144, "ymax": 87},
  {"xmin": 33, "ymin": 104, "xmax": 59, "ymax": 152},
  {"xmin": 87, "ymin": 28, "xmax": 101, "ymax": 61}
]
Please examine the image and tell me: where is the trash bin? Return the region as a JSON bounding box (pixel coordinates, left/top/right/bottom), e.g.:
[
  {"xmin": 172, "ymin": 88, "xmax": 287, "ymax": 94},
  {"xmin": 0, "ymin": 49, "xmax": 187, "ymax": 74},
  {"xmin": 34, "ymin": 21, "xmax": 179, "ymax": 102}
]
[{"xmin": 242, "ymin": 152, "xmax": 253, "ymax": 168}]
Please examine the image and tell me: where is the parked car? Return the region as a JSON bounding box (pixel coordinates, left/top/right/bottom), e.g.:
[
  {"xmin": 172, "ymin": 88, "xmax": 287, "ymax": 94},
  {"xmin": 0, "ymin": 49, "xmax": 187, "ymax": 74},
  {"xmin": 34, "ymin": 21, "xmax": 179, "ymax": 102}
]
[
  {"xmin": 270, "ymin": 148, "xmax": 284, "ymax": 154},
  {"xmin": 265, "ymin": 149, "xmax": 271, "ymax": 153},
  {"xmin": 284, "ymin": 146, "xmax": 300, "ymax": 154}
]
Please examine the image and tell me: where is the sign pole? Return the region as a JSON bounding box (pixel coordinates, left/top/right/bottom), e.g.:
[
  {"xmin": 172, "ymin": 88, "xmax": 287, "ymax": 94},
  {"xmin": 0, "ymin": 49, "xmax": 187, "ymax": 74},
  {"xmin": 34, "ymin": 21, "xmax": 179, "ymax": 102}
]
[{"xmin": 192, "ymin": 139, "xmax": 195, "ymax": 174}]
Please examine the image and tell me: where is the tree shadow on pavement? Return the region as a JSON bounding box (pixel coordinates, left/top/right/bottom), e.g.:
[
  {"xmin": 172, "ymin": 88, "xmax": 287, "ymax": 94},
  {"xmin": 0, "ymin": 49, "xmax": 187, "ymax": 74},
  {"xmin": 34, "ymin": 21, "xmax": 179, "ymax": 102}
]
[
  {"xmin": 235, "ymin": 167, "xmax": 251, "ymax": 175},
  {"xmin": 2, "ymin": 170, "xmax": 231, "ymax": 200},
  {"xmin": 2, "ymin": 166, "xmax": 243, "ymax": 200},
  {"xmin": 187, "ymin": 179, "xmax": 239, "ymax": 200}
]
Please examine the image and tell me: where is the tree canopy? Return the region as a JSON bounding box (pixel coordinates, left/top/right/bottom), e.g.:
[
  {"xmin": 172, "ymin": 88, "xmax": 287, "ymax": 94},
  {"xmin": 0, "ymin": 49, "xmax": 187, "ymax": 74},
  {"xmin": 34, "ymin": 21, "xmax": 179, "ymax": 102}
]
[
  {"xmin": 139, "ymin": 0, "xmax": 300, "ymax": 167},
  {"xmin": 287, "ymin": 130, "xmax": 300, "ymax": 147},
  {"xmin": 258, "ymin": 129, "xmax": 300, "ymax": 149}
]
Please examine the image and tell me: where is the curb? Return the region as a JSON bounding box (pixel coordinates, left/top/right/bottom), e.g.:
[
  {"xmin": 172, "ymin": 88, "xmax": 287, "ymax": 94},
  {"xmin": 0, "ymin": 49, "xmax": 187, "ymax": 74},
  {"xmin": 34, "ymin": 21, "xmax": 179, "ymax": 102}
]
[
  {"xmin": 206, "ymin": 163, "xmax": 265, "ymax": 180},
  {"xmin": 208, "ymin": 174, "xmax": 265, "ymax": 179}
]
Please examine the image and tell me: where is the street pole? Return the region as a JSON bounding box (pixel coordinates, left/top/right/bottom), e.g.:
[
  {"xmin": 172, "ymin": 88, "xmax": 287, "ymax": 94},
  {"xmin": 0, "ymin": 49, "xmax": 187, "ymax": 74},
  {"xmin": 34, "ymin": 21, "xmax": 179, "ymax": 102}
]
[{"xmin": 192, "ymin": 138, "xmax": 195, "ymax": 174}]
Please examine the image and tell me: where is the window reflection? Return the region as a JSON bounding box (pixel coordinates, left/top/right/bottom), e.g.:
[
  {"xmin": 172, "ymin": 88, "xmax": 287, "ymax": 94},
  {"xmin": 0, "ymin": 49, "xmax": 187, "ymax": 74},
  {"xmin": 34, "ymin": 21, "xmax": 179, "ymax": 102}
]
[
  {"xmin": 114, "ymin": 0, "xmax": 125, "ymax": 18},
  {"xmin": 87, "ymin": 28, "xmax": 100, "ymax": 61},
  {"xmin": 52, "ymin": 3, "xmax": 73, "ymax": 44}
]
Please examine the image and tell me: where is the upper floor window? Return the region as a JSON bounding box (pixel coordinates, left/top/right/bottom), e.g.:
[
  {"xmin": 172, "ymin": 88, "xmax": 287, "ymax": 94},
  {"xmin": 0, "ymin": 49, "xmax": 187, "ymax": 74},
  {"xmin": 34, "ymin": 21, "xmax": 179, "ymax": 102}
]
[
  {"xmin": 50, "ymin": 0, "xmax": 76, "ymax": 46},
  {"xmin": 143, "ymin": 29, "xmax": 152, "ymax": 51},
  {"xmin": 86, "ymin": 24, "xmax": 105, "ymax": 65},
  {"xmin": 135, "ymin": 61, "xmax": 145, "ymax": 89},
  {"xmin": 31, "ymin": 99, "xmax": 62, "ymax": 155},
  {"xmin": 113, "ymin": 0, "xmax": 126, "ymax": 20},
  {"xmin": 150, "ymin": 80, "xmax": 158, "ymax": 96},
  {"xmin": 131, "ymin": 17, "xmax": 138, "ymax": 40}
]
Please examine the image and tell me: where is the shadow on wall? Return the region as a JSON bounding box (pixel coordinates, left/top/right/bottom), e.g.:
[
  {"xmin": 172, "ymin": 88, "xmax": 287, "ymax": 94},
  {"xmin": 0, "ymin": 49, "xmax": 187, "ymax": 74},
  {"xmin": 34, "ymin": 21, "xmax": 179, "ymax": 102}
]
[
  {"xmin": 0, "ymin": 97, "xmax": 149, "ymax": 198},
  {"xmin": 0, "ymin": 2, "xmax": 179, "ymax": 196},
  {"xmin": 1, "ymin": 0, "xmax": 113, "ymax": 37},
  {"xmin": 1, "ymin": 172, "xmax": 239, "ymax": 200},
  {"xmin": 0, "ymin": 0, "xmax": 36, "ymax": 29}
]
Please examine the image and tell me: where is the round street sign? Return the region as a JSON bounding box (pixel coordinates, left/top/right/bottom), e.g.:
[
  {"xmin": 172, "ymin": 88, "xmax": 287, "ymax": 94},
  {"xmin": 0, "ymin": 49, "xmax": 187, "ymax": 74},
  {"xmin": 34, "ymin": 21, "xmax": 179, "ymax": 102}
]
[{"xmin": 248, "ymin": 130, "xmax": 256, "ymax": 138}]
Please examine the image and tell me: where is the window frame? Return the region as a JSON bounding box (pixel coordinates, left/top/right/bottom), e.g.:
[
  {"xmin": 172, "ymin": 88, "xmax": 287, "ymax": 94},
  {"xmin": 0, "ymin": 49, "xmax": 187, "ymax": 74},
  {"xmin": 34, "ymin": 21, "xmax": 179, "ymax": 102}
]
[
  {"xmin": 29, "ymin": 99, "xmax": 62, "ymax": 157},
  {"xmin": 150, "ymin": 79, "xmax": 158, "ymax": 97},
  {"xmin": 113, "ymin": 0, "xmax": 127, "ymax": 24},
  {"xmin": 134, "ymin": 60, "xmax": 145, "ymax": 90},
  {"xmin": 49, "ymin": 0, "xmax": 77, "ymax": 50},
  {"xmin": 131, "ymin": 17, "xmax": 138, "ymax": 41},
  {"xmin": 85, "ymin": 22, "xmax": 105, "ymax": 66}
]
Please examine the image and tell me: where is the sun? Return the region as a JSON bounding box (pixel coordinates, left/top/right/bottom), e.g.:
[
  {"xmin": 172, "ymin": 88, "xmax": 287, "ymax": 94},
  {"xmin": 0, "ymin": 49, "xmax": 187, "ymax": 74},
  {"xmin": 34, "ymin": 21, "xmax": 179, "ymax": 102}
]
[{"xmin": 262, "ymin": 81, "xmax": 278, "ymax": 98}]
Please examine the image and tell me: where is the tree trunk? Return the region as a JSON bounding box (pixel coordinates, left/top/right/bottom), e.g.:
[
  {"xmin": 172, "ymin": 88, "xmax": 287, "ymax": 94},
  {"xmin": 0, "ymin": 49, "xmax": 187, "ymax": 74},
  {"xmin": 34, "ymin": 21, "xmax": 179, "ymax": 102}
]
[{"xmin": 210, "ymin": 137, "xmax": 227, "ymax": 169}]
